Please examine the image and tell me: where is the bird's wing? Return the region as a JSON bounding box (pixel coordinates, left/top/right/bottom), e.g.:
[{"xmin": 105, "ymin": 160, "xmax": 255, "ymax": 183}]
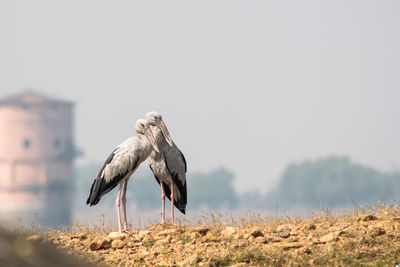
[
  {"xmin": 164, "ymin": 145, "xmax": 187, "ymax": 213},
  {"xmin": 86, "ymin": 137, "xmax": 141, "ymax": 206}
]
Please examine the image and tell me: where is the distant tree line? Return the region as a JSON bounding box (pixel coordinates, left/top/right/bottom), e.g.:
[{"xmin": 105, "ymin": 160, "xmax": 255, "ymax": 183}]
[
  {"xmin": 269, "ymin": 156, "xmax": 400, "ymax": 209},
  {"xmin": 74, "ymin": 156, "xmax": 400, "ymax": 211}
]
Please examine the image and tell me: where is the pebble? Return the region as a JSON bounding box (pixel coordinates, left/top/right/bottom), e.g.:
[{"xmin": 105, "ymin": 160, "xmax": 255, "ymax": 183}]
[
  {"xmin": 90, "ymin": 237, "xmax": 109, "ymax": 251},
  {"xmin": 108, "ymin": 232, "xmax": 127, "ymax": 241},
  {"xmin": 319, "ymin": 232, "xmax": 339, "ymax": 242},
  {"xmin": 254, "ymin": 236, "xmax": 267, "ymax": 243},
  {"xmin": 308, "ymin": 224, "xmax": 317, "ymax": 230},
  {"xmin": 279, "ymin": 242, "xmax": 303, "ymax": 250},
  {"xmin": 191, "ymin": 232, "xmax": 201, "ymax": 239},
  {"xmin": 221, "ymin": 227, "xmax": 236, "ymax": 237},
  {"xmin": 368, "ymin": 227, "xmax": 386, "ymax": 237},
  {"xmin": 111, "ymin": 239, "xmax": 125, "ymax": 249},
  {"xmin": 193, "ymin": 226, "xmax": 210, "ymax": 236},
  {"xmin": 277, "ymin": 232, "xmax": 290, "ymax": 238},
  {"xmin": 296, "ymin": 247, "xmax": 312, "ymax": 255},
  {"xmin": 362, "ymin": 214, "xmax": 378, "ymax": 221},
  {"xmin": 250, "ymin": 229, "xmax": 264, "ymax": 238}
]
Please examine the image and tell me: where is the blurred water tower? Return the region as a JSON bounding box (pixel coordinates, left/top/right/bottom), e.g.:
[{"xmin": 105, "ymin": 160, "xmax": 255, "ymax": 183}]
[{"xmin": 0, "ymin": 90, "xmax": 76, "ymax": 227}]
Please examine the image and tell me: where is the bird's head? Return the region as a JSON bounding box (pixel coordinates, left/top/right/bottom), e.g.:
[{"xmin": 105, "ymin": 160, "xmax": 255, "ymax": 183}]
[
  {"xmin": 145, "ymin": 111, "xmax": 173, "ymax": 147},
  {"xmin": 135, "ymin": 119, "xmax": 160, "ymax": 153}
]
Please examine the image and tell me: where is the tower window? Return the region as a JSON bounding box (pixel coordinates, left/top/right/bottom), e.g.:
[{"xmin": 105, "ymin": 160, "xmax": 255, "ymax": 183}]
[
  {"xmin": 24, "ymin": 139, "xmax": 31, "ymax": 148},
  {"xmin": 54, "ymin": 139, "xmax": 61, "ymax": 148}
]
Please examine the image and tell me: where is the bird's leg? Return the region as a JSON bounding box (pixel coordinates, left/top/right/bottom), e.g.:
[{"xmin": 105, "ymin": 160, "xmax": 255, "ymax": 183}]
[
  {"xmin": 170, "ymin": 181, "xmax": 175, "ymax": 224},
  {"xmin": 161, "ymin": 182, "xmax": 166, "ymax": 224},
  {"xmin": 116, "ymin": 184, "xmax": 123, "ymax": 232},
  {"xmin": 122, "ymin": 180, "xmax": 128, "ymax": 232}
]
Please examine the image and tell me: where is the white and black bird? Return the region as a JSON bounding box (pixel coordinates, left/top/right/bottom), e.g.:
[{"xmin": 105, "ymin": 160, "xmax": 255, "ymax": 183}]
[
  {"xmin": 146, "ymin": 111, "xmax": 187, "ymax": 224},
  {"xmin": 86, "ymin": 119, "xmax": 159, "ymax": 232}
]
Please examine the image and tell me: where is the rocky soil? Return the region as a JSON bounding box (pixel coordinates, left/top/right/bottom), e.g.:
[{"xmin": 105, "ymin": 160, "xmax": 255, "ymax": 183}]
[{"xmin": 11, "ymin": 205, "xmax": 400, "ymax": 266}]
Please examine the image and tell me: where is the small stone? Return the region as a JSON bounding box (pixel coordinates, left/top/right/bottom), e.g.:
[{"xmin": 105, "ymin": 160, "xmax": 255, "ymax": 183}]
[
  {"xmin": 277, "ymin": 232, "xmax": 290, "ymax": 238},
  {"xmin": 193, "ymin": 226, "xmax": 210, "ymax": 236},
  {"xmin": 254, "ymin": 236, "xmax": 267, "ymax": 243},
  {"xmin": 70, "ymin": 234, "xmax": 87, "ymax": 240},
  {"xmin": 90, "ymin": 237, "xmax": 109, "ymax": 251},
  {"xmin": 250, "ymin": 229, "xmax": 264, "ymax": 238},
  {"xmin": 320, "ymin": 232, "xmax": 339, "ymax": 242},
  {"xmin": 308, "ymin": 224, "xmax": 316, "ymax": 230},
  {"xmin": 221, "ymin": 227, "xmax": 236, "ymax": 237},
  {"xmin": 296, "ymin": 247, "xmax": 312, "ymax": 255},
  {"xmin": 190, "ymin": 232, "xmax": 201, "ymax": 239},
  {"xmin": 108, "ymin": 232, "xmax": 128, "ymax": 241},
  {"xmin": 337, "ymin": 230, "xmax": 347, "ymax": 237},
  {"xmin": 277, "ymin": 224, "xmax": 292, "ymax": 232},
  {"xmin": 111, "ymin": 239, "xmax": 125, "ymax": 249},
  {"xmin": 279, "ymin": 242, "xmax": 303, "ymax": 250},
  {"xmin": 26, "ymin": 235, "xmax": 42, "ymax": 242},
  {"xmin": 362, "ymin": 214, "xmax": 378, "ymax": 221},
  {"xmin": 368, "ymin": 227, "xmax": 386, "ymax": 237}
]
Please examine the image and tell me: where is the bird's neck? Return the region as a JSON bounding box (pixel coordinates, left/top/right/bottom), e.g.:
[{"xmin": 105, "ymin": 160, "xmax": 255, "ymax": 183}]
[
  {"xmin": 150, "ymin": 125, "xmax": 169, "ymax": 151},
  {"xmin": 137, "ymin": 134, "xmax": 154, "ymax": 155}
]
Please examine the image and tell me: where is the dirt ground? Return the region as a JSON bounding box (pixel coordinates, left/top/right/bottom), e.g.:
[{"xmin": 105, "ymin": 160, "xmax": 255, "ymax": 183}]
[{"xmin": 4, "ymin": 204, "xmax": 400, "ymax": 266}]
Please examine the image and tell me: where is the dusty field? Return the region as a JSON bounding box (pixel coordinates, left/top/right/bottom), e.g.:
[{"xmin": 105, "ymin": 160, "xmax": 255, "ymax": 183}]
[{"xmin": 6, "ymin": 204, "xmax": 400, "ymax": 266}]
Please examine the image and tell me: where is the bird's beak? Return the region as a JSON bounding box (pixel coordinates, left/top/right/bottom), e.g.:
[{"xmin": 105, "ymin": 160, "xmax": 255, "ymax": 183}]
[
  {"xmin": 145, "ymin": 128, "xmax": 160, "ymax": 153},
  {"xmin": 159, "ymin": 121, "xmax": 173, "ymax": 147}
]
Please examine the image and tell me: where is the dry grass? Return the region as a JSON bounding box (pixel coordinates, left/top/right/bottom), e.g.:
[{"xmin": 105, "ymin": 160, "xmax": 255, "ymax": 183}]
[{"xmin": 5, "ymin": 203, "xmax": 400, "ymax": 266}]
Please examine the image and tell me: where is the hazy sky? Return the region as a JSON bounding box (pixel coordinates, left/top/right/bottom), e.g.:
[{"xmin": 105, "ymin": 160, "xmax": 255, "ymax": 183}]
[{"xmin": 1, "ymin": 1, "xmax": 399, "ymax": 193}]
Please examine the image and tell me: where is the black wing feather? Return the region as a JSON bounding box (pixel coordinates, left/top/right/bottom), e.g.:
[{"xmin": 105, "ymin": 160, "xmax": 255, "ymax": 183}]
[
  {"xmin": 178, "ymin": 149, "xmax": 187, "ymax": 173},
  {"xmin": 86, "ymin": 152, "xmax": 139, "ymax": 206},
  {"xmin": 164, "ymin": 152, "xmax": 187, "ymax": 214}
]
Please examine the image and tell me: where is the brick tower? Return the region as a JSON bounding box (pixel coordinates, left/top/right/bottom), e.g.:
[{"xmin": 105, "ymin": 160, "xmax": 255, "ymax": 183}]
[{"xmin": 0, "ymin": 90, "xmax": 75, "ymax": 227}]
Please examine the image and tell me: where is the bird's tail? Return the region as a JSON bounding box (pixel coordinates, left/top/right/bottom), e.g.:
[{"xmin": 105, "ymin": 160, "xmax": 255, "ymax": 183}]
[
  {"xmin": 86, "ymin": 178, "xmax": 104, "ymax": 206},
  {"xmin": 162, "ymin": 180, "xmax": 187, "ymax": 215}
]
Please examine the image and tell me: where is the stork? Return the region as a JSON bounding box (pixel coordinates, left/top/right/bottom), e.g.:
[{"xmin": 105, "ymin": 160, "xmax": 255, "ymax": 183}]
[
  {"xmin": 146, "ymin": 111, "xmax": 187, "ymax": 224},
  {"xmin": 86, "ymin": 119, "xmax": 159, "ymax": 232}
]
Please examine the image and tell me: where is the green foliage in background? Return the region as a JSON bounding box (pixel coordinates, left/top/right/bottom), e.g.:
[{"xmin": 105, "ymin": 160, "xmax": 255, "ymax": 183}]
[
  {"xmin": 74, "ymin": 156, "xmax": 400, "ymax": 211},
  {"xmin": 188, "ymin": 167, "xmax": 238, "ymax": 209},
  {"xmin": 271, "ymin": 156, "xmax": 400, "ymax": 208}
]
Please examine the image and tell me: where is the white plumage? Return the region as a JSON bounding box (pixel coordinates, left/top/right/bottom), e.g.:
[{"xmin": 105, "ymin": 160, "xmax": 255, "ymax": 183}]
[{"xmin": 86, "ymin": 119, "xmax": 159, "ymax": 232}]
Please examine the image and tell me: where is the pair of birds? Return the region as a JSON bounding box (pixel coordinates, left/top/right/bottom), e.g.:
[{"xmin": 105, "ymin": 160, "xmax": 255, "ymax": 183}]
[{"xmin": 86, "ymin": 112, "xmax": 187, "ymax": 232}]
